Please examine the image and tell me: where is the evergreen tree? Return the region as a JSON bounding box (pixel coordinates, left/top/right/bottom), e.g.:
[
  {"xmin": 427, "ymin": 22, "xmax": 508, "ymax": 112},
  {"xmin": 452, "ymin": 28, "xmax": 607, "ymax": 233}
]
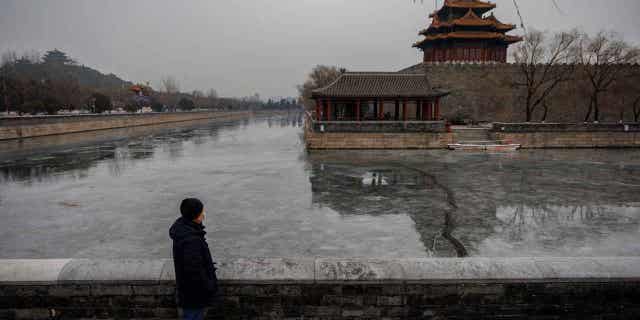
[
  {"xmin": 92, "ymin": 92, "xmax": 112, "ymax": 113},
  {"xmin": 178, "ymin": 97, "xmax": 195, "ymax": 111}
]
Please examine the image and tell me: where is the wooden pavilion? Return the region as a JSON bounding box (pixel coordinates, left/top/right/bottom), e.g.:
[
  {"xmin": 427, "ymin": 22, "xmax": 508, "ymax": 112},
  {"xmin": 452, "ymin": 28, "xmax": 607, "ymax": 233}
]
[{"xmin": 311, "ymin": 72, "xmax": 449, "ymax": 123}]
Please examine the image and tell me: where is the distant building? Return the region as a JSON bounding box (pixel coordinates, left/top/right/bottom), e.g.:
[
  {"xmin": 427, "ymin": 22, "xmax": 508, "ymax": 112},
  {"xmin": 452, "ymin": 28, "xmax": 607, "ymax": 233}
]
[{"xmin": 413, "ymin": 0, "xmax": 522, "ymax": 63}]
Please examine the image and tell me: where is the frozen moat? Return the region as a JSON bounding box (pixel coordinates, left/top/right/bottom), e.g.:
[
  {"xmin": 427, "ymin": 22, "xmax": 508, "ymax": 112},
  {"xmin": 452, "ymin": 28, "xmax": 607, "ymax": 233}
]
[{"xmin": 1, "ymin": 113, "xmax": 639, "ymax": 260}]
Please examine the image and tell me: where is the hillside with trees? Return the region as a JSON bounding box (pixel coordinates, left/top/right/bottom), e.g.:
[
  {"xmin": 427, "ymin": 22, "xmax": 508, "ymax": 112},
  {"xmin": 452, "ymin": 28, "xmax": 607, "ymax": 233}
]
[
  {"xmin": 0, "ymin": 49, "xmax": 134, "ymax": 115},
  {"xmin": 1, "ymin": 49, "xmax": 301, "ymax": 116}
]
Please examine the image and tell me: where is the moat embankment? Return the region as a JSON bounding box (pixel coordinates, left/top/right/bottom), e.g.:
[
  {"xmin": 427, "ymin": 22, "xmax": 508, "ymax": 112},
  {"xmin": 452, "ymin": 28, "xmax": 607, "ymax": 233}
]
[
  {"xmin": 304, "ymin": 118, "xmax": 640, "ymax": 149},
  {"xmin": 0, "ymin": 111, "xmax": 252, "ymax": 140}
]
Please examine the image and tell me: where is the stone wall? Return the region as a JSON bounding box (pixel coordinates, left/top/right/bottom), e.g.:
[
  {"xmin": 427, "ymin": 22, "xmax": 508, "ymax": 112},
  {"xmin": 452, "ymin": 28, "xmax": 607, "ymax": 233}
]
[
  {"xmin": 1, "ymin": 258, "xmax": 640, "ymax": 319},
  {"xmin": 0, "ymin": 111, "xmax": 251, "ymax": 140},
  {"xmin": 304, "ymin": 115, "xmax": 452, "ymax": 149},
  {"xmin": 400, "ymin": 63, "xmax": 640, "ymax": 123},
  {"xmin": 305, "ymin": 130, "xmax": 453, "ymax": 149},
  {"xmin": 491, "ymin": 123, "xmax": 640, "ymax": 148}
]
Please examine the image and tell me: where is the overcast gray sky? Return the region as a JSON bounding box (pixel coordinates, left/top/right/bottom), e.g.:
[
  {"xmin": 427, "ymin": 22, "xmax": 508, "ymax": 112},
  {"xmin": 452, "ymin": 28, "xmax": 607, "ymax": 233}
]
[{"xmin": 1, "ymin": 0, "xmax": 639, "ymax": 98}]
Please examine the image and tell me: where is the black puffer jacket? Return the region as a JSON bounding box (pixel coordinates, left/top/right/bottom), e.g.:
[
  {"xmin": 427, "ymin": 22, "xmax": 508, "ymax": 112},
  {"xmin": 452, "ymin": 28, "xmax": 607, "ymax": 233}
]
[{"xmin": 169, "ymin": 217, "xmax": 218, "ymax": 308}]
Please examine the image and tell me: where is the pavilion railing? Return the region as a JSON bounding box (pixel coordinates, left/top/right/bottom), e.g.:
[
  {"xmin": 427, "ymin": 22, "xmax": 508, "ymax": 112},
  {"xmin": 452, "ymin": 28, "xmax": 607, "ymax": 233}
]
[{"xmin": 306, "ymin": 112, "xmax": 446, "ymax": 133}]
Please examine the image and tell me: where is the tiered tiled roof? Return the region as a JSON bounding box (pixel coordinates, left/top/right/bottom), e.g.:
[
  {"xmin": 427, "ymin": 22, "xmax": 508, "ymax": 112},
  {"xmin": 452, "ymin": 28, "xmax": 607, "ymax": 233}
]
[
  {"xmin": 430, "ymin": 0, "xmax": 496, "ymax": 17},
  {"xmin": 311, "ymin": 73, "xmax": 449, "ymax": 99},
  {"xmin": 485, "ymin": 13, "xmax": 516, "ymax": 31},
  {"xmin": 419, "ymin": 31, "xmax": 522, "ymax": 42},
  {"xmin": 452, "ymin": 9, "xmax": 494, "ymax": 27},
  {"xmin": 414, "ymin": 1, "xmax": 522, "ymax": 49},
  {"xmin": 422, "ymin": 9, "xmax": 514, "ymax": 34}
]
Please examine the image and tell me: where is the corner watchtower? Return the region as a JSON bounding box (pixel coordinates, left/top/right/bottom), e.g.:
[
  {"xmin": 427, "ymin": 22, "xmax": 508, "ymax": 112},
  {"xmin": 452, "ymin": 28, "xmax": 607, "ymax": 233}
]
[{"xmin": 414, "ymin": 0, "xmax": 522, "ymax": 63}]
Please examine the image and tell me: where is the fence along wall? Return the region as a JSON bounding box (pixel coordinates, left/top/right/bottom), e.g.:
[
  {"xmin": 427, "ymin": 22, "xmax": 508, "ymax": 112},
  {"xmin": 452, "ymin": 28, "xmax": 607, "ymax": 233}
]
[
  {"xmin": 1, "ymin": 258, "xmax": 640, "ymax": 319},
  {"xmin": 0, "ymin": 111, "xmax": 251, "ymax": 140}
]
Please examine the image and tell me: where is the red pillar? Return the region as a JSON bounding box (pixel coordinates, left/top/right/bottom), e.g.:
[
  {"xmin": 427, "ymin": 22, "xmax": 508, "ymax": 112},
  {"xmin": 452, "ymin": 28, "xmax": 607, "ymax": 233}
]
[
  {"xmin": 402, "ymin": 100, "xmax": 407, "ymax": 122},
  {"xmin": 315, "ymin": 99, "xmax": 321, "ymax": 121},
  {"xmin": 426, "ymin": 101, "xmax": 431, "ymax": 120},
  {"xmin": 435, "ymin": 98, "xmax": 440, "ymax": 120},
  {"xmin": 378, "ymin": 99, "xmax": 383, "ymax": 120},
  {"xmin": 356, "ymin": 99, "xmax": 361, "ymax": 121},
  {"xmin": 326, "ymin": 100, "xmax": 331, "ymax": 121},
  {"xmin": 423, "ymin": 102, "xmax": 429, "ymax": 121}
]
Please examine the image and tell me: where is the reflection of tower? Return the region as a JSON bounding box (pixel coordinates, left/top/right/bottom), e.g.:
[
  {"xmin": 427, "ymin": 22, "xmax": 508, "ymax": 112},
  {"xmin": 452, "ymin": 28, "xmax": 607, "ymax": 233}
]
[
  {"xmin": 307, "ymin": 150, "xmax": 640, "ymax": 257},
  {"xmin": 307, "ymin": 158, "xmax": 473, "ymax": 258}
]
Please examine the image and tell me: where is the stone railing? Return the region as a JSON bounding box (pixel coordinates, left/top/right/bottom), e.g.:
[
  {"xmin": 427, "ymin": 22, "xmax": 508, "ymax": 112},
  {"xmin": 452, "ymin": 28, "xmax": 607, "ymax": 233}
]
[
  {"xmin": 1, "ymin": 257, "xmax": 640, "ymax": 319},
  {"xmin": 305, "ymin": 110, "xmax": 447, "ymax": 134},
  {"xmin": 310, "ymin": 120, "xmax": 447, "ymax": 133},
  {"xmin": 492, "ymin": 122, "xmax": 640, "ymax": 133},
  {"xmin": 490, "ymin": 122, "xmax": 640, "ymax": 148}
]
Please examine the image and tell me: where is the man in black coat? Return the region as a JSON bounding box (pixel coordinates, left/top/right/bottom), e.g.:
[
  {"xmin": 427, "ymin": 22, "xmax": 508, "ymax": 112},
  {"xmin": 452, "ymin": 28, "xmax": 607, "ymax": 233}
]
[{"xmin": 170, "ymin": 198, "xmax": 218, "ymax": 320}]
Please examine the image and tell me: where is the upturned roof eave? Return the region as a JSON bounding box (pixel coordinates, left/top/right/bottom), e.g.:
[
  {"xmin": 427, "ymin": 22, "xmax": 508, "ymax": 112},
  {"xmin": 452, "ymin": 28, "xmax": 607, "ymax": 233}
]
[
  {"xmin": 414, "ymin": 32, "xmax": 523, "ymax": 47},
  {"xmin": 311, "ymin": 91, "xmax": 450, "ymax": 100},
  {"xmin": 440, "ymin": 0, "xmax": 496, "ymax": 10}
]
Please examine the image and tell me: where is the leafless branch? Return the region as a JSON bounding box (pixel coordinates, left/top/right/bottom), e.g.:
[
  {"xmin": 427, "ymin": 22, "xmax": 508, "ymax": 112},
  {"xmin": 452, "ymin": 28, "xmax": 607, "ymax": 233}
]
[
  {"xmin": 513, "ymin": 29, "xmax": 579, "ymax": 121},
  {"xmin": 578, "ymin": 31, "xmax": 640, "ymax": 122}
]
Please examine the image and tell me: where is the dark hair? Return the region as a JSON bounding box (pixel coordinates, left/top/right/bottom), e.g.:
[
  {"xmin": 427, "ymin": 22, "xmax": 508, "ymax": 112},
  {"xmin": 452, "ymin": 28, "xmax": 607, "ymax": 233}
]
[{"xmin": 180, "ymin": 198, "xmax": 204, "ymax": 221}]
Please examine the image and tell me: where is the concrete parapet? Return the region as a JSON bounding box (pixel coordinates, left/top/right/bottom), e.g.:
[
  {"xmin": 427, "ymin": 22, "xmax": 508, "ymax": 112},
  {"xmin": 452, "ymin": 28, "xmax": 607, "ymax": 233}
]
[
  {"xmin": 2, "ymin": 258, "xmax": 640, "ymax": 319},
  {"xmin": 2, "ymin": 257, "xmax": 640, "ymax": 283},
  {"xmin": 0, "ymin": 260, "xmax": 70, "ymax": 283}
]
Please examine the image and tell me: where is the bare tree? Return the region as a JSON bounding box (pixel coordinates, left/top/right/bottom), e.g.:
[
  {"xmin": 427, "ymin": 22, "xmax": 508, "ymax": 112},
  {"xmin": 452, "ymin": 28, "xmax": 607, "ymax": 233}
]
[
  {"xmin": 577, "ymin": 31, "xmax": 640, "ymax": 122},
  {"xmin": 633, "ymin": 96, "xmax": 640, "ymax": 122},
  {"xmin": 297, "ymin": 65, "xmax": 343, "ymax": 110},
  {"xmin": 160, "ymin": 75, "xmax": 180, "ymax": 94},
  {"xmin": 1, "ymin": 51, "xmax": 18, "ymax": 66},
  {"xmin": 1, "ymin": 51, "xmax": 18, "ymax": 115},
  {"xmin": 160, "ymin": 76, "xmax": 180, "ymax": 110},
  {"xmin": 206, "ymin": 88, "xmax": 218, "ymax": 108},
  {"xmin": 21, "ymin": 50, "xmax": 42, "ymax": 64},
  {"xmin": 191, "ymin": 90, "xmax": 204, "ymax": 109},
  {"xmin": 513, "ymin": 29, "xmax": 579, "ymax": 122}
]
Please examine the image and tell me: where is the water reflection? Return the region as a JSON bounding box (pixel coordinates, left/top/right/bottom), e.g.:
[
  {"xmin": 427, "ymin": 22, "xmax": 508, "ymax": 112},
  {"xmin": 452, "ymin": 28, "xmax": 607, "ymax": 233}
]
[
  {"xmin": 0, "ymin": 112, "xmax": 303, "ymax": 183},
  {"xmin": 267, "ymin": 111, "xmax": 303, "ymax": 129},
  {"xmin": 1, "ymin": 113, "xmax": 639, "ymax": 259},
  {"xmin": 309, "ymin": 161, "xmax": 472, "ymax": 257},
  {"xmin": 307, "ymin": 150, "xmax": 640, "ymax": 258},
  {"xmin": 0, "ymin": 113, "xmax": 309, "ymax": 259},
  {"xmin": 0, "ymin": 118, "xmax": 247, "ymax": 183}
]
